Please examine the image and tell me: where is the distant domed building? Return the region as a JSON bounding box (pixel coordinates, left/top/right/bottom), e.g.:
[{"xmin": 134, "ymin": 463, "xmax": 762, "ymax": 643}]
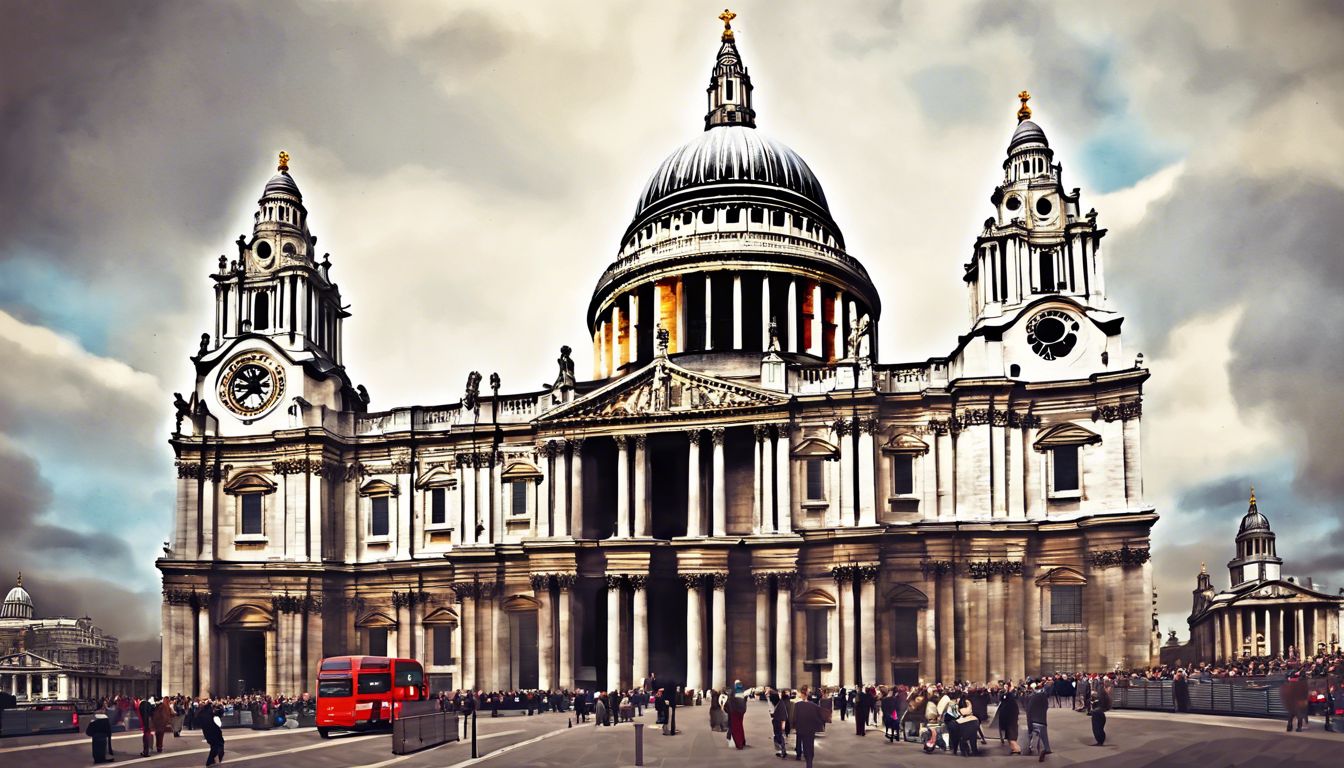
[
  {"xmin": 0, "ymin": 573, "xmax": 143, "ymax": 702},
  {"xmin": 1187, "ymin": 491, "xmax": 1343, "ymax": 661},
  {"xmin": 159, "ymin": 12, "xmax": 1157, "ymax": 698}
]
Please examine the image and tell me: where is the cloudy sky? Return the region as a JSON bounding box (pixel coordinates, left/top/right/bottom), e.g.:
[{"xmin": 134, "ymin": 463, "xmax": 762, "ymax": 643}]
[{"xmin": 3, "ymin": 0, "xmax": 1342, "ymax": 667}]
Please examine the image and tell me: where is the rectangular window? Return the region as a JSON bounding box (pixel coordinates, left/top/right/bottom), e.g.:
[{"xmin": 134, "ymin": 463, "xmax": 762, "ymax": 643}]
[
  {"xmin": 749, "ymin": 207, "xmax": 763, "ymax": 224},
  {"xmin": 317, "ymin": 678, "xmax": 351, "ymax": 698},
  {"xmin": 357, "ymin": 672, "xmax": 392, "ymax": 694},
  {"xmin": 892, "ymin": 607, "xmax": 919, "ymax": 658},
  {"xmin": 367, "ymin": 628, "xmax": 388, "ymax": 657},
  {"xmin": 241, "ymin": 492, "xmax": 263, "ymax": 535},
  {"xmin": 892, "ymin": 455, "xmax": 914, "ymax": 495},
  {"xmin": 394, "ymin": 661, "xmax": 423, "ymax": 688},
  {"xmin": 771, "ymin": 210, "xmax": 785, "ymax": 227},
  {"xmin": 371, "ymin": 496, "xmax": 390, "ymax": 537},
  {"xmin": 430, "ymin": 488, "xmax": 446, "ymax": 526},
  {"xmin": 1050, "ymin": 585, "xmax": 1083, "ymax": 625},
  {"xmin": 511, "ymin": 480, "xmax": 528, "ymax": 516},
  {"xmin": 725, "ymin": 79, "xmax": 734, "ymax": 101},
  {"xmin": 1052, "ymin": 446, "xmax": 1079, "ymax": 493},
  {"xmin": 724, "ymin": 207, "xmax": 740, "ymax": 224},
  {"xmin": 806, "ymin": 609, "xmax": 829, "ymax": 660},
  {"xmin": 805, "ymin": 459, "xmax": 826, "ymax": 501},
  {"xmin": 433, "ymin": 627, "xmax": 454, "ymax": 666}
]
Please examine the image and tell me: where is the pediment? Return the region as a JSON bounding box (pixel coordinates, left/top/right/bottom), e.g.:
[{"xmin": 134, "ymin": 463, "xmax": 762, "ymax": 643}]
[
  {"xmin": 224, "ymin": 470, "xmax": 277, "ymax": 495},
  {"xmin": 882, "ymin": 433, "xmax": 929, "ymax": 454},
  {"xmin": 538, "ymin": 357, "xmax": 788, "ymax": 424},
  {"xmin": 500, "ymin": 461, "xmax": 543, "ymax": 481},
  {"xmin": 422, "ymin": 607, "xmax": 459, "ymax": 625},
  {"xmin": 355, "ymin": 610, "xmax": 397, "ymax": 629},
  {"xmin": 794, "ymin": 588, "xmax": 837, "ymax": 608},
  {"xmin": 792, "ymin": 437, "xmax": 840, "ymax": 459},
  {"xmin": 1035, "ymin": 566, "xmax": 1087, "ymax": 586},
  {"xmin": 0, "ymin": 651, "xmax": 62, "ymax": 671},
  {"xmin": 415, "ymin": 466, "xmax": 457, "ymax": 489},
  {"xmin": 1033, "ymin": 422, "xmax": 1101, "ymax": 451},
  {"xmin": 219, "ymin": 603, "xmax": 274, "ymax": 628}
]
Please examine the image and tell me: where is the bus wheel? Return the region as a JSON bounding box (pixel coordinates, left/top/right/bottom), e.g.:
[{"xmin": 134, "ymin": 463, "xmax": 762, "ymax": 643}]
[{"xmin": 317, "ymin": 727, "xmax": 330, "ymax": 739}]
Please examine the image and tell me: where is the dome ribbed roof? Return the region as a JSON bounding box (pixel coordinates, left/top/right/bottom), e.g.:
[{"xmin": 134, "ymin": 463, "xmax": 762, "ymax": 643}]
[
  {"xmin": 1009, "ymin": 119, "xmax": 1049, "ymax": 151},
  {"xmin": 635, "ymin": 126, "xmax": 828, "ymax": 217},
  {"xmin": 1239, "ymin": 505, "xmax": 1271, "ymax": 534},
  {"xmin": 2, "ymin": 583, "xmax": 33, "ymax": 621},
  {"xmin": 262, "ymin": 171, "xmax": 301, "ymax": 200}
]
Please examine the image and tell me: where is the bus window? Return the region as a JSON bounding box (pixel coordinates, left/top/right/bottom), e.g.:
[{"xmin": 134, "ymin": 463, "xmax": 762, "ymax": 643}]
[
  {"xmin": 320, "ymin": 659, "xmax": 352, "ymax": 671},
  {"xmin": 357, "ymin": 673, "xmax": 392, "ymax": 694},
  {"xmin": 318, "ymin": 678, "xmax": 352, "ymax": 697},
  {"xmin": 394, "ymin": 662, "xmax": 423, "ymax": 688}
]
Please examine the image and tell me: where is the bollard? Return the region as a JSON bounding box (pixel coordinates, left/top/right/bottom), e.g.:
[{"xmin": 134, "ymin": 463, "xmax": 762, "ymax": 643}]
[
  {"xmin": 634, "ymin": 722, "xmax": 644, "ymax": 766},
  {"xmin": 471, "ymin": 710, "xmax": 478, "ymax": 758}
]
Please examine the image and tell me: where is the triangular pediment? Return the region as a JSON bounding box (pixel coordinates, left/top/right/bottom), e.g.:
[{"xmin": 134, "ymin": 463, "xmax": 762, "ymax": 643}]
[
  {"xmin": 538, "ymin": 357, "xmax": 789, "ymax": 424},
  {"xmin": 0, "ymin": 651, "xmax": 62, "ymax": 671}
]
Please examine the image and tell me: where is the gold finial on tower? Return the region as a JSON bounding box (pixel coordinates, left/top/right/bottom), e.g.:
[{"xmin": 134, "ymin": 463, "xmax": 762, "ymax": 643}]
[
  {"xmin": 719, "ymin": 8, "xmax": 736, "ymax": 40},
  {"xmin": 15, "ymin": 571, "xmax": 21, "ymax": 587},
  {"xmin": 1249, "ymin": 485, "xmax": 1256, "ymax": 505},
  {"xmin": 1200, "ymin": 562, "xmax": 1207, "ymax": 574},
  {"xmin": 277, "ymin": 151, "xmax": 290, "ymax": 172},
  {"xmin": 1017, "ymin": 90, "xmax": 1032, "ymax": 123}
]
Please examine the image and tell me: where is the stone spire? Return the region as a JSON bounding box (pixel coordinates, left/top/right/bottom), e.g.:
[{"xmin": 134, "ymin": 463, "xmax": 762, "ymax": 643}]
[{"xmin": 705, "ymin": 9, "xmax": 756, "ymax": 130}]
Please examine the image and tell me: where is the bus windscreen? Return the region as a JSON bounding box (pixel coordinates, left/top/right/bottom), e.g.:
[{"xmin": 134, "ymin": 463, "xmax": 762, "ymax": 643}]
[{"xmin": 318, "ymin": 679, "xmax": 352, "ymax": 697}]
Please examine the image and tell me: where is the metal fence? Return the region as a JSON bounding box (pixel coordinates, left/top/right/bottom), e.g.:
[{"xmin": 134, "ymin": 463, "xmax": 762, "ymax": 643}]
[
  {"xmin": 392, "ymin": 711, "xmax": 459, "ymax": 754},
  {"xmin": 1110, "ymin": 678, "xmax": 1332, "ymax": 719}
]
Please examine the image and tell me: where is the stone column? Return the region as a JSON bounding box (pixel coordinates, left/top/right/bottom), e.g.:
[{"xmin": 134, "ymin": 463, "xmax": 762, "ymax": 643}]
[
  {"xmin": 493, "ymin": 590, "xmax": 511, "ymax": 692},
  {"xmin": 571, "ymin": 438, "xmax": 585, "ymax": 537},
  {"xmin": 536, "ymin": 578, "xmax": 554, "ymax": 691},
  {"xmin": 265, "ymin": 628, "xmax": 277, "ymax": 694},
  {"xmin": 857, "ymin": 420, "xmax": 877, "ymax": 526},
  {"xmin": 1296, "ymin": 608, "xmax": 1305, "ymax": 654},
  {"xmin": 776, "ymin": 573, "xmax": 794, "ymax": 688},
  {"xmin": 939, "ymin": 571, "xmax": 958, "ymax": 682},
  {"xmin": 606, "ymin": 576, "xmax": 623, "ymax": 690},
  {"xmin": 711, "ymin": 428, "xmax": 727, "ymax": 536},
  {"xmin": 615, "ymin": 435, "xmax": 630, "ymax": 539},
  {"xmin": 687, "ymin": 431, "xmax": 702, "ymax": 537},
  {"xmin": 761, "ymin": 276, "xmax": 772, "ymax": 350},
  {"xmin": 754, "ymin": 574, "xmax": 772, "ymax": 686},
  {"xmin": 1250, "ymin": 609, "xmax": 1259, "ymax": 656},
  {"xmin": 632, "ymin": 576, "xmax": 649, "ymax": 685},
  {"xmin": 558, "ymin": 575, "xmax": 575, "ymax": 689},
  {"xmin": 754, "ymin": 425, "xmax": 771, "ymax": 533},
  {"xmin": 634, "ymin": 435, "xmax": 650, "ymax": 537},
  {"xmin": 786, "ymin": 278, "xmax": 798, "ymax": 353},
  {"xmin": 859, "ymin": 572, "xmax": 877, "ymax": 685},
  {"xmin": 775, "ymin": 425, "xmax": 793, "ymax": 533},
  {"xmin": 711, "ymin": 573, "xmax": 729, "ymax": 690},
  {"xmin": 732, "ymin": 275, "xmax": 743, "ymax": 349},
  {"xmin": 705, "ymin": 275, "xmax": 714, "ymax": 349},
  {"xmin": 57, "ymin": 674, "xmax": 68, "ymax": 700},
  {"xmin": 459, "ymin": 587, "xmax": 476, "ymax": 689},
  {"xmin": 684, "ymin": 575, "xmax": 705, "ymax": 691},
  {"xmin": 988, "ymin": 573, "xmax": 1006, "ymax": 682},
  {"xmin": 836, "ymin": 573, "xmax": 853, "ymax": 685},
  {"xmin": 552, "ymin": 441, "xmax": 569, "ymax": 538}
]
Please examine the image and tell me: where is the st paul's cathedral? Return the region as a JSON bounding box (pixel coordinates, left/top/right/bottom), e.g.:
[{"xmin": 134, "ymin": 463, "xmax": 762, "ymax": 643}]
[{"xmin": 159, "ymin": 14, "xmax": 1158, "ymax": 697}]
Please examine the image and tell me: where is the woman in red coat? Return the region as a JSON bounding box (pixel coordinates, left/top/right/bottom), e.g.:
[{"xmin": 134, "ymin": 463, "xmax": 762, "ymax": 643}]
[{"xmin": 727, "ymin": 681, "xmax": 748, "ymax": 749}]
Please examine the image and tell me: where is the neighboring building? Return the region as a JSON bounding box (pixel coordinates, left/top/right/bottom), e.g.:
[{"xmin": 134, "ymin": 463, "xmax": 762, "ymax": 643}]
[
  {"xmin": 158, "ymin": 14, "xmax": 1157, "ymax": 698},
  {"xmin": 0, "ymin": 573, "xmax": 147, "ymax": 701},
  {"xmin": 1188, "ymin": 491, "xmax": 1343, "ymax": 662}
]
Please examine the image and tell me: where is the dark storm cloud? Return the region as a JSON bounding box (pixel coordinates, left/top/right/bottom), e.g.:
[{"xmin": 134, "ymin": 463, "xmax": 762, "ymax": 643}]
[{"xmin": 1110, "ymin": 175, "xmax": 1344, "ymax": 499}]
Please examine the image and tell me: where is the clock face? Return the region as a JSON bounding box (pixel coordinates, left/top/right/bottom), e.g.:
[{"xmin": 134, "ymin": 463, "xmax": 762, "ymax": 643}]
[
  {"xmin": 1025, "ymin": 309, "xmax": 1080, "ymax": 361},
  {"xmin": 217, "ymin": 352, "xmax": 286, "ymax": 417}
]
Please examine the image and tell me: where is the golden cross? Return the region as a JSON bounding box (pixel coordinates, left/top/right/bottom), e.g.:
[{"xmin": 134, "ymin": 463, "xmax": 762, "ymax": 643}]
[
  {"xmin": 277, "ymin": 150, "xmax": 290, "ymax": 172},
  {"xmin": 719, "ymin": 8, "xmax": 736, "ymax": 39},
  {"xmin": 1017, "ymin": 90, "xmax": 1032, "ymax": 123}
]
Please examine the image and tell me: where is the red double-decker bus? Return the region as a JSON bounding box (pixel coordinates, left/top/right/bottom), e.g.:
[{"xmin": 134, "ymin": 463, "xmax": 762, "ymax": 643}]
[{"xmin": 315, "ymin": 655, "xmax": 427, "ymax": 738}]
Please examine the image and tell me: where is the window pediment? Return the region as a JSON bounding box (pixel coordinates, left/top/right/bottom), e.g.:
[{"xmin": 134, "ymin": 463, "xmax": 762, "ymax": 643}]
[
  {"xmin": 415, "ymin": 466, "xmax": 457, "ymax": 490},
  {"xmin": 881, "ymin": 433, "xmax": 929, "ymax": 455},
  {"xmin": 500, "ymin": 461, "xmax": 543, "ymax": 482},
  {"xmin": 1034, "ymin": 566, "xmax": 1087, "ymax": 586},
  {"xmin": 359, "ymin": 479, "xmax": 399, "ymax": 497},
  {"xmin": 884, "ymin": 583, "xmax": 929, "ymax": 607},
  {"xmin": 1033, "ymin": 422, "xmax": 1101, "ymax": 452},
  {"xmin": 794, "ymin": 588, "xmax": 837, "ymax": 608},
  {"xmin": 219, "ymin": 603, "xmax": 274, "ymax": 629},
  {"xmin": 224, "ymin": 471, "xmax": 277, "ymax": 495},
  {"xmin": 792, "ymin": 437, "xmax": 840, "ymax": 460},
  {"xmin": 355, "ymin": 610, "xmax": 397, "ymax": 629},
  {"xmin": 502, "ymin": 594, "xmax": 541, "ymax": 613},
  {"xmin": 421, "ymin": 607, "xmax": 459, "ymax": 626}
]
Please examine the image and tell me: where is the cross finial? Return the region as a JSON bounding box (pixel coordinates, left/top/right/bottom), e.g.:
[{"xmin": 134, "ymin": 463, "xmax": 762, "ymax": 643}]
[
  {"xmin": 15, "ymin": 571, "xmax": 21, "ymax": 587},
  {"xmin": 1249, "ymin": 485, "xmax": 1256, "ymax": 505},
  {"xmin": 1200, "ymin": 562, "xmax": 1207, "ymax": 574},
  {"xmin": 1017, "ymin": 90, "xmax": 1032, "ymax": 123},
  {"xmin": 719, "ymin": 8, "xmax": 736, "ymax": 40},
  {"xmin": 277, "ymin": 150, "xmax": 290, "ymax": 172}
]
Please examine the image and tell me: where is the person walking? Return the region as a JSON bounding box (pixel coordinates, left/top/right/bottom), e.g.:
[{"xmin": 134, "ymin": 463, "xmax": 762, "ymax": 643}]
[
  {"xmin": 836, "ymin": 686, "xmax": 849, "ymax": 721},
  {"xmin": 1088, "ymin": 689, "xmax": 1108, "ymax": 746},
  {"xmin": 997, "ymin": 682, "xmax": 1022, "ymax": 755},
  {"xmin": 727, "ymin": 681, "xmax": 748, "ymax": 749},
  {"xmin": 1025, "ymin": 683, "xmax": 1052, "ymax": 762},
  {"xmin": 136, "ymin": 696, "xmax": 155, "ymax": 757},
  {"xmin": 200, "ymin": 702, "xmax": 225, "ymax": 767},
  {"xmin": 792, "ymin": 686, "xmax": 824, "ymax": 768},
  {"xmin": 86, "ymin": 711, "xmax": 114, "ymax": 764},
  {"xmin": 769, "ymin": 690, "xmax": 788, "ymax": 757},
  {"xmin": 853, "ymin": 685, "xmax": 869, "ymax": 736},
  {"xmin": 1173, "ymin": 670, "xmax": 1191, "ymax": 713}
]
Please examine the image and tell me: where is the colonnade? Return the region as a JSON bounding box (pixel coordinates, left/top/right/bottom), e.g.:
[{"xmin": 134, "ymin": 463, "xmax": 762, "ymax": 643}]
[
  {"xmin": 1211, "ymin": 603, "xmax": 1339, "ymax": 659},
  {"xmin": 0, "ymin": 672, "xmax": 68, "ymax": 700}
]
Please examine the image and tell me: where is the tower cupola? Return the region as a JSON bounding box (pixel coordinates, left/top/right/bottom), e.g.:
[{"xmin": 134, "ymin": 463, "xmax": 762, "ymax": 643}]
[
  {"xmin": 1228, "ymin": 487, "xmax": 1282, "ymax": 588},
  {"xmin": 705, "ymin": 9, "xmax": 756, "ymax": 130}
]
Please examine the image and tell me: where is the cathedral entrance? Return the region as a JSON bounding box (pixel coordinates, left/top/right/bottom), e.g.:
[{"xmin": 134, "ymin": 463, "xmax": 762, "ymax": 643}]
[
  {"xmin": 228, "ymin": 631, "xmax": 266, "ymax": 695},
  {"xmin": 649, "ymin": 436, "xmax": 689, "ymax": 539},
  {"xmin": 646, "ymin": 550, "xmax": 687, "ymax": 686}
]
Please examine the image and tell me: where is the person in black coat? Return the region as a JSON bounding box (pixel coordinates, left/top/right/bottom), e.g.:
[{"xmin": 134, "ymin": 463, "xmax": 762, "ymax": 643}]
[
  {"xmin": 854, "ymin": 687, "xmax": 870, "ymax": 735},
  {"xmin": 1025, "ymin": 686, "xmax": 1052, "ymax": 761},
  {"xmin": 1088, "ymin": 689, "xmax": 1108, "ymax": 746},
  {"xmin": 1173, "ymin": 671, "xmax": 1191, "ymax": 713},
  {"xmin": 200, "ymin": 703, "xmax": 226, "ymax": 767},
  {"xmin": 86, "ymin": 712, "xmax": 114, "ymax": 764}
]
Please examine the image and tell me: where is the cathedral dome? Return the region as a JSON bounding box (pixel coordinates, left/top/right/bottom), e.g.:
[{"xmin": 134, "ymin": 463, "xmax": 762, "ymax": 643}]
[
  {"xmin": 634, "ymin": 126, "xmax": 829, "ymax": 219},
  {"xmin": 262, "ymin": 170, "xmax": 302, "ymax": 200},
  {"xmin": 2, "ymin": 573, "xmax": 33, "ymax": 621},
  {"xmin": 1009, "ymin": 119, "xmax": 1049, "ymax": 152},
  {"xmin": 1238, "ymin": 505, "xmax": 1271, "ymax": 534}
]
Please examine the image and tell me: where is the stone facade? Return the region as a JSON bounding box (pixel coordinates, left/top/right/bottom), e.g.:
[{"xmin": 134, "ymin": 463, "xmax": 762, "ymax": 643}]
[{"xmin": 158, "ymin": 18, "xmax": 1157, "ymax": 697}]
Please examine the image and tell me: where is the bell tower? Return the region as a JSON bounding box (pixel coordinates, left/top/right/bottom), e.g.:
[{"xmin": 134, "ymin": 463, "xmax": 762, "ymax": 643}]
[
  {"xmin": 704, "ymin": 9, "xmax": 756, "ymax": 130},
  {"xmin": 1228, "ymin": 487, "xmax": 1282, "ymax": 588},
  {"xmin": 207, "ymin": 151, "xmax": 348, "ymax": 365}
]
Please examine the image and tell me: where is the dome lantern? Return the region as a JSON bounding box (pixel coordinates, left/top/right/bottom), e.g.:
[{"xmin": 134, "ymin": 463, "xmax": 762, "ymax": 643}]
[
  {"xmin": 2, "ymin": 571, "xmax": 34, "ymax": 621},
  {"xmin": 705, "ymin": 9, "xmax": 756, "ymax": 131}
]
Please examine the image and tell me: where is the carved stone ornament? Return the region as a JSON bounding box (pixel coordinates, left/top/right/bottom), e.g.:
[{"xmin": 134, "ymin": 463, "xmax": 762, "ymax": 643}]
[
  {"xmin": 529, "ymin": 573, "xmax": 552, "ymax": 592},
  {"xmin": 163, "ymin": 589, "xmax": 211, "ymax": 609},
  {"xmin": 627, "ymin": 574, "xmax": 648, "ymax": 591},
  {"xmin": 831, "ymin": 564, "xmax": 880, "ymax": 584},
  {"xmin": 604, "ymin": 575, "xmax": 625, "ymax": 591},
  {"xmin": 707, "ymin": 572, "xmax": 728, "ymax": 590},
  {"xmin": 679, "ymin": 573, "xmax": 706, "ymax": 590},
  {"xmin": 686, "ymin": 429, "xmax": 702, "ymax": 446},
  {"xmin": 919, "ymin": 559, "xmax": 955, "ymax": 577},
  {"xmin": 450, "ymin": 582, "xmax": 478, "ymax": 600},
  {"xmin": 541, "ymin": 358, "xmax": 787, "ymax": 423},
  {"xmin": 753, "ymin": 424, "xmax": 770, "ymax": 441},
  {"xmin": 390, "ymin": 590, "xmax": 431, "ymax": 609},
  {"xmin": 175, "ymin": 462, "xmax": 227, "ymax": 482},
  {"xmin": 710, "ymin": 427, "xmax": 726, "ymax": 446},
  {"xmin": 966, "ymin": 560, "xmax": 1025, "ymax": 580},
  {"xmin": 1090, "ymin": 545, "xmax": 1151, "ymax": 568},
  {"xmin": 272, "ymin": 593, "xmax": 324, "ymax": 614},
  {"xmin": 1092, "ymin": 399, "xmax": 1143, "ymax": 423},
  {"xmin": 554, "ymin": 573, "xmax": 579, "ymax": 590}
]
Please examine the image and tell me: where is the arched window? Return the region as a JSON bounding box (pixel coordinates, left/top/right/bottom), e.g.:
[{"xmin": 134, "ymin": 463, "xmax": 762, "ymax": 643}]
[{"xmin": 254, "ymin": 292, "xmax": 269, "ymax": 331}]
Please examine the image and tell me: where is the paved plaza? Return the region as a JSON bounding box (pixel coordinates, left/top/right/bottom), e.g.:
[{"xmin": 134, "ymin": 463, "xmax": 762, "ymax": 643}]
[{"xmin": 2, "ymin": 705, "xmax": 1339, "ymax": 767}]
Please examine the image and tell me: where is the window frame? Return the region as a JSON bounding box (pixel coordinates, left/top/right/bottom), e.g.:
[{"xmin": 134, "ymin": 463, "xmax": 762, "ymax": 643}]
[
  {"xmin": 369, "ymin": 494, "xmax": 391, "ymax": 541},
  {"xmin": 1033, "ymin": 423, "xmax": 1100, "ymax": 502},
  {"xmin": 240, "ymin": 492, "xmax": 264, "ymax": 536},
  {"xmin": 804, "ymin": 458, "xmax": 826, "ymax": 503},
  {"xmin": 223, "ymin": 471, "xmax": 276, "ymax": 543},
  {"xmin": 1046, "ymin": 584, "xmax": 1084, "ymax": 628}
]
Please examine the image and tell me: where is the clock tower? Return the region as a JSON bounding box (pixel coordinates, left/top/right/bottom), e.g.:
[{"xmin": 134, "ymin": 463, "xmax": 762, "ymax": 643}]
[
  {"xmin": 187, "ymin": 152, "xmax": 365, "ymax": 435},
  {"xmin": 953, "ymin": 93, "xmax": 1128, "ymax": 381}
]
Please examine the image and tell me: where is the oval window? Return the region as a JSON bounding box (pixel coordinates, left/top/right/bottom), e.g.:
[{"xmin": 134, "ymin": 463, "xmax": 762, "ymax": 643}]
[
  {"xmin": 1036, "ymin": 197, "xmax": 1053, "ymax": 216},
  {"xmin": 1005, "ymin": 196, "xmax": 1021, "ymax": 211},
  {"xmin": 255, "ymin": 241, "xmax": 272, "ymax": 260}
]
